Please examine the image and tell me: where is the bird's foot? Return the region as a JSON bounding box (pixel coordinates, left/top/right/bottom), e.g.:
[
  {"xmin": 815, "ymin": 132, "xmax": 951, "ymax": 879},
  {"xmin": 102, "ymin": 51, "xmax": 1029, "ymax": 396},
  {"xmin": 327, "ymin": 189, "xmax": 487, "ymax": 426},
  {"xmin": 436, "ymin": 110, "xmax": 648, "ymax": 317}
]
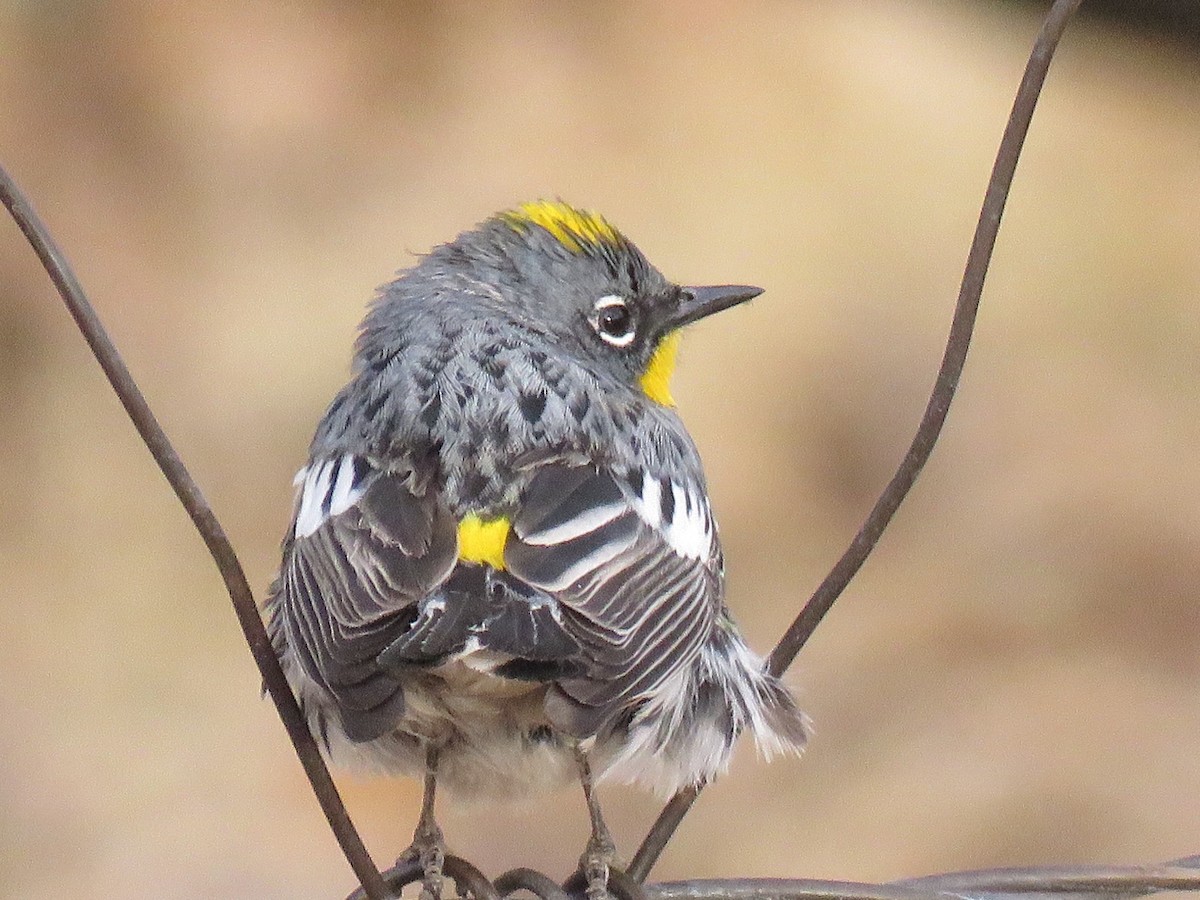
[
  {"xmin": 398, "ymin": 816, "xmax": 445, "ymax": 900},
  {"xmin": 579, "ymin": 827, "xmax": 618, "ymax": 900}
]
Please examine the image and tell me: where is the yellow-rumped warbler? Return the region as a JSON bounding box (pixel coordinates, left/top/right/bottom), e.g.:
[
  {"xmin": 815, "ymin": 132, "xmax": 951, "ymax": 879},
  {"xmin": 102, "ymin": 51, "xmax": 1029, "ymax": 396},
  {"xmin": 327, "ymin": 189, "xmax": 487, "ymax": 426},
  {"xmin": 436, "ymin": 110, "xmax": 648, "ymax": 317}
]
[{"xmin": 266, "ymin": 201, "xmax": 808, "ymax": 894}]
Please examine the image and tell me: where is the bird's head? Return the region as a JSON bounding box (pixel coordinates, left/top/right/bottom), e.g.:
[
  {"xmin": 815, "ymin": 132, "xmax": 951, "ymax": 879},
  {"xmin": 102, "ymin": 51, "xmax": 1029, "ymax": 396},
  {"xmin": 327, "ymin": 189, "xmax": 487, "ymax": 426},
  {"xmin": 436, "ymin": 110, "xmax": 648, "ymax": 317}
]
[{"xmin": 441, "ymin": 200, "xmax": 763, "ymax": 407}]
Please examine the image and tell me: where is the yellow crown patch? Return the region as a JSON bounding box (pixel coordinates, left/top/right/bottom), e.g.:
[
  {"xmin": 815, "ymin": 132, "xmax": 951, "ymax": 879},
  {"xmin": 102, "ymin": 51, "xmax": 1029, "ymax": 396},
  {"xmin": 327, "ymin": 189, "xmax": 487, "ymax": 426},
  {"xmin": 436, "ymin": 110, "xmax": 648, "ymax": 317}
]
[{"xmin": 501, "ymin": 201, "xmax": 620, "ymax": 254}]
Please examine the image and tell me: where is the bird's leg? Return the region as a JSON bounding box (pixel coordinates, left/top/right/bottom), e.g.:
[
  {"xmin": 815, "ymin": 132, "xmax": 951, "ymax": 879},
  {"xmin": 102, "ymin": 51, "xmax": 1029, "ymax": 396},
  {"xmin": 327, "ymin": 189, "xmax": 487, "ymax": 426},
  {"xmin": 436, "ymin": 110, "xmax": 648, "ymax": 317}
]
[
  {"xmin": 574, "ymin": 744, "xmax": 616, "ymax": 900},
  {"xmin": 399, "ymin": 746, "xmax": 446, "ymax": 900}
]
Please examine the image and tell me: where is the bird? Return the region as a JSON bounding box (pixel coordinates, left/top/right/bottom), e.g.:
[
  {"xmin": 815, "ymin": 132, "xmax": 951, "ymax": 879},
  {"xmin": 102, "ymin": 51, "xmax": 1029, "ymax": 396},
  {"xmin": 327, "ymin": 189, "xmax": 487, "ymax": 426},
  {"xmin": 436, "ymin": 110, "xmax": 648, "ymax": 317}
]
[{"xmin": 265, "ymin": 200, "xmax": 808, "ymax": 898}]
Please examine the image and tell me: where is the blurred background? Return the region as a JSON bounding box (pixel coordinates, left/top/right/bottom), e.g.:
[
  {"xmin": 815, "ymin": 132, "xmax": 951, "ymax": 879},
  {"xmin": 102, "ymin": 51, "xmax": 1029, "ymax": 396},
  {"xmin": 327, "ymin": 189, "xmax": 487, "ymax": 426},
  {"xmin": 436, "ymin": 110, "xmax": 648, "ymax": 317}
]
[{"xmin": 2, "ymin": 2, "xmax": 1199, "ymax": 898}]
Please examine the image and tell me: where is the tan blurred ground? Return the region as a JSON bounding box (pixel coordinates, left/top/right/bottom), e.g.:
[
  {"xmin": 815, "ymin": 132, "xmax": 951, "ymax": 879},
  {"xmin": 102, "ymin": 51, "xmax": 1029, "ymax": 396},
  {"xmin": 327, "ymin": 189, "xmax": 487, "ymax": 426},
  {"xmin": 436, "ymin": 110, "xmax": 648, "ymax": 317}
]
[{"xmin": 2, "ymin": 2, "xmax": 1199, "ymax": 898}]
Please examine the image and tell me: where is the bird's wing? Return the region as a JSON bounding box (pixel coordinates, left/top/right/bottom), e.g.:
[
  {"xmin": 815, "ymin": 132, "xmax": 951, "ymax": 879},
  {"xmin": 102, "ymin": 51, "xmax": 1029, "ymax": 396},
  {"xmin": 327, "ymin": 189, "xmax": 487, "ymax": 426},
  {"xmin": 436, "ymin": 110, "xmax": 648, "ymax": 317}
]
[
  {"xmin": 506, "ymin": 464, "xmax": 721, "ymax": 737},
  {"xmin": 273, "ymin": 456, "xmax": 721, "ymax": 743},
  {"xmin": 271, "ymin": 454, "xmax": 459, "ymax": 741}
]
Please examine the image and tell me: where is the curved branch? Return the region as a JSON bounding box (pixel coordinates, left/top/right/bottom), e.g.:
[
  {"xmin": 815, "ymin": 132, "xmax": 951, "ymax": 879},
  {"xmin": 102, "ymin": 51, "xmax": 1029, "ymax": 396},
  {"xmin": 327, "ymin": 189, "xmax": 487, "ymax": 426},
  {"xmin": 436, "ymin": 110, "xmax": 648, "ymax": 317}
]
[
  {"xmin": 0, "ymin": 167, "xmax": 390, "ymax": 900},
  {"xmin": 628, "ymin": 0, "xmax": 1085, "ymax": 882}
]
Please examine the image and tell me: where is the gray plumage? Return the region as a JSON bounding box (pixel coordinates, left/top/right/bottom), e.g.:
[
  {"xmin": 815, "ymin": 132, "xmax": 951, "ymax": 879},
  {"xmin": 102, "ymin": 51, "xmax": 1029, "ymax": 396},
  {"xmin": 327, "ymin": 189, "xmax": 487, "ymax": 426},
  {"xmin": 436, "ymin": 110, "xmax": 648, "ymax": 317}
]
[{"xmin": 266, "ymin": 202, "xmax": 808, "ymax": 802}]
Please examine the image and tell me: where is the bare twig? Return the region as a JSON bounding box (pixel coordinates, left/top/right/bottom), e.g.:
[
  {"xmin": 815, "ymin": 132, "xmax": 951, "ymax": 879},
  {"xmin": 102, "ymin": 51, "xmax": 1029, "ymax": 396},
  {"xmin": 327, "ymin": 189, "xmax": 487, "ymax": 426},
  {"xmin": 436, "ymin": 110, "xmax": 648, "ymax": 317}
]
[
  {"xmin": 646, "ymin": 855, "xmax": 1200, "ymax": 900},
  {"xmin": 627, "ymin": 0, "xmax": 1085, "ymax": 882},
  {"xmin": 0, "ymin": 167, "xmax": 391, "ymax": 900},
  {"xmin": 350, "ymin": 855, "xmax": 1200, "ymax": 900},
  {"xmin": 494, "ymin": 868, "xmax": 574, "ymax": 900},
  {"xmin": 894, "ymin": 854, "xmax": 1200, "ymax": 897}
]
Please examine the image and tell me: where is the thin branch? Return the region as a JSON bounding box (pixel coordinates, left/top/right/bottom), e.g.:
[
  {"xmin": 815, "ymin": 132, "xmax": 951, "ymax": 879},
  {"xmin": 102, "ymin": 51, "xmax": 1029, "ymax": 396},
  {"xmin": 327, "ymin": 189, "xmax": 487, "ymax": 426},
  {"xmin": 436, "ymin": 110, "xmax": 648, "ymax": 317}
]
[
  {"xmin": 627, "ymin": 0, "xmax": 1084, "ymax": 882},
  {"xmin": 648, "ymin": 879, "xmax": 953, "ymax": 900},
  {"xmin": 646, "ymin": 856, "xmax": 1200, "ymax": 900},
  {"xmin": 0, "ymin": 166, "xmax": 391, "ymax": 900},
  {"xmin": 766, "ymin": 0, "xmax": 1083, "ymax": 678},
  {"xmin": 894, "ymin": 855, "xmax": 1200, "ymax": 896},
  {"xmin": 352, "ymin": 855, "xmax": 1200, "ymax": 900}
]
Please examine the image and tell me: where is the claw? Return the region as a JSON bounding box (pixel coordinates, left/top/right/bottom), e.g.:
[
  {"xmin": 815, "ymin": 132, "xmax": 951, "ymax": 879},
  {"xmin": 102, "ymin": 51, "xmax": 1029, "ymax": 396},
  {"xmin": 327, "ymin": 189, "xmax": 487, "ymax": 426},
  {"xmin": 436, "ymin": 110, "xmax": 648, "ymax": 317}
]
[
  {"xmin": 580, "ymin": 832, "xmax": 616, "ymax": 900},
  {"xmin": 414, "ymin": 826, "xmax": 445, "ymax": 900}
]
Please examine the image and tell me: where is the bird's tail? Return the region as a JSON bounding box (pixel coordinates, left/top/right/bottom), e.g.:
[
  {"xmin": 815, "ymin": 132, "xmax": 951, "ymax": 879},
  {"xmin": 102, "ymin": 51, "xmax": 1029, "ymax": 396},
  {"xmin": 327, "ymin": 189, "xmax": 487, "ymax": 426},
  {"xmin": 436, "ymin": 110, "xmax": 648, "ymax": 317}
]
[
  {"xmin": 701, "ymin": 620, "xmax": 811, "ymax": 760},
  {"xmin": 597, "ymin": 617, "xmax": 808, "ymax": 797}
]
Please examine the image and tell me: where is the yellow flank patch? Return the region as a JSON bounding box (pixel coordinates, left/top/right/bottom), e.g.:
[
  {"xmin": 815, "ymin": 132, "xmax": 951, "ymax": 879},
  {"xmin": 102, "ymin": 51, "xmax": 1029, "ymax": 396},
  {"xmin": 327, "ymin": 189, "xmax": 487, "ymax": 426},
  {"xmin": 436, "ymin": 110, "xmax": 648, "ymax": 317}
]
[
  {"xmin": 458, "ymin": 514, "xmax": 511, "ymax": 570},
  {"xmin": 501, "ymin": 200, "xmax": 620, "ymax": 254},
  {"xmin": 640, "ymin": 331, "xmax": 681, "ymax": 407}
]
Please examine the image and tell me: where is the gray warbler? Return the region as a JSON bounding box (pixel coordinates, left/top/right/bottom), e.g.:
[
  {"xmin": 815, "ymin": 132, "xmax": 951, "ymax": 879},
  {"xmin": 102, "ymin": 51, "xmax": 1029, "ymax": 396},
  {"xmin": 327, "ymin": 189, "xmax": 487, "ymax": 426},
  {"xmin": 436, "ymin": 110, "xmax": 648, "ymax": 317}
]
[{"xmin": 265, "ymin": 201, "xmax": 808, "ymax": 897}]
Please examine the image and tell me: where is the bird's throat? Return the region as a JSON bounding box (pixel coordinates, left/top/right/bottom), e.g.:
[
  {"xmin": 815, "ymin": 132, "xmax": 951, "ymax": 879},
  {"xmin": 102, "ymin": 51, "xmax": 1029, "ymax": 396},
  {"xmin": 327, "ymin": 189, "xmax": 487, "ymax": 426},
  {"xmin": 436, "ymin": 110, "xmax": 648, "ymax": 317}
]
[{"xmin": 639, "ymin": 331, "xmax": 680, "ymax": 407}]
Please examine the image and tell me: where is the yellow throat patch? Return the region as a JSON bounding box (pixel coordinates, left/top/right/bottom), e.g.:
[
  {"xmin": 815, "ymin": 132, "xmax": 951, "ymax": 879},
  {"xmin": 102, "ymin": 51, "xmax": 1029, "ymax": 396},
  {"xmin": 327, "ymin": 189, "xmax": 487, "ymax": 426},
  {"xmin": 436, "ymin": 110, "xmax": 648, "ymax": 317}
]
[
  {"xmin": 457, "ymin": 514, "xmax": 510, "ymax": 570},
  {"xmin": 640, "ymin": 331, "xmax": 681, "ymax": 407},
  {"xmin": 501, "ymin": 200, "xmax": 620, "ymax": 254}
]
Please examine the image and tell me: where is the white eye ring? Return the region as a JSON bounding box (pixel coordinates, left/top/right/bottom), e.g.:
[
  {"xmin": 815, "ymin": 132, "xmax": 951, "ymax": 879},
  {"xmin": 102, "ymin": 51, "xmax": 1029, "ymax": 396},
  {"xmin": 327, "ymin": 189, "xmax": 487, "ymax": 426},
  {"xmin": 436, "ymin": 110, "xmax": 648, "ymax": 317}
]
[{"xmin": 591, "ymin": 295, "xmax": 636, "ymax": 347}]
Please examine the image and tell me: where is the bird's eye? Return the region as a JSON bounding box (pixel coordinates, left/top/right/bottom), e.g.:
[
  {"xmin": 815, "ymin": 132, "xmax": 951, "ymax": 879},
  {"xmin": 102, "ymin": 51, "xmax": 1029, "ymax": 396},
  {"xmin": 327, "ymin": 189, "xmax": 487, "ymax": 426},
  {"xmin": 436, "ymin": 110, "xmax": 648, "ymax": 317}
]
[{"xmin": 591, "ymin": 295, "xmax": 637, "ymax": 347}]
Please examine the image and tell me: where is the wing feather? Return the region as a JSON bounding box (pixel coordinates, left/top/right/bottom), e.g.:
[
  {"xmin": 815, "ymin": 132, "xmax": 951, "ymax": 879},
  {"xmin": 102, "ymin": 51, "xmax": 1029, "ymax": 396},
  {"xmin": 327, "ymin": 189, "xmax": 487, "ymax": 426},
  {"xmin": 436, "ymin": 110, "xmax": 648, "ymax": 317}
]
[
  {"xmin": 272, "ymin": 455, "xmax": 725, "ymax": 747},
  {"xmin": 270, "ymin": 456, "xmax": 458, "ymax": 740},
  {"xmin": 507, "ymin": 464, "xmax": 721, "ymax": 738}
]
